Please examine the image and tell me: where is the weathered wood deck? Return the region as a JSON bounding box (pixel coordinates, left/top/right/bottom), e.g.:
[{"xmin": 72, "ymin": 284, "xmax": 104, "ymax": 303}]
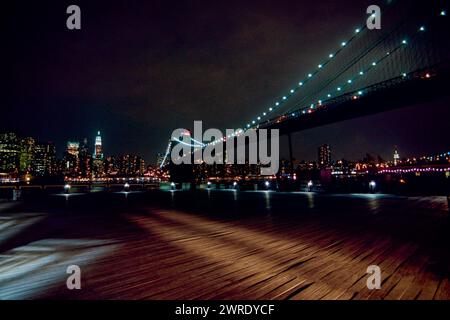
[{"xmin": 0, "ymin": 196, "xmax": 449, "ymax": 300}]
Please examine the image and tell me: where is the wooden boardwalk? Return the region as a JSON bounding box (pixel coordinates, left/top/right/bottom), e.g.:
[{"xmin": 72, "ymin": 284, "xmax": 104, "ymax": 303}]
[{"xmin": 0, "ymin": 196, "xmax": 449, "ymax": 300}]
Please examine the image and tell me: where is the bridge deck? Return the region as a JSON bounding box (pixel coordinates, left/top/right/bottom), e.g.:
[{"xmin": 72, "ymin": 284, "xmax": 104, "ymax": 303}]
[{"xmin": 0, "ymin": 197, "xmax": 449, "ymax": 300}]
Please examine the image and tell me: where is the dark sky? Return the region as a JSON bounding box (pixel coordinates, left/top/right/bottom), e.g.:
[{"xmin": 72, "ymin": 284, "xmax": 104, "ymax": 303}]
[{"xmin": 3, "ymin": 0, "xmax": 450, "ymax": 164}]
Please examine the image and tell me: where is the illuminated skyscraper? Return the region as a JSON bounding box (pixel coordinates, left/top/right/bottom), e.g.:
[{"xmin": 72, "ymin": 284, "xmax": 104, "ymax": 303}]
[
  {"xmin": 67, "ymin": 141, "xmax": 80, "ymax": 156},
  {"xmin": 393, "ymin": 148, "xmax": 400, "ymax": 166},
  {"xmin": 64, "ymin": 141, "xmax": 80, "ymax": 176},
  {"xmin": 318, "ymin": 144, "xmax": 331, "ymax": 168},
  {"xmin": 93, "ymin": 131, "xmax": 105, "ymax": 177},
  {"xmin": 94, "ymin": 131, "xmax": 103, "ymax": 160}
]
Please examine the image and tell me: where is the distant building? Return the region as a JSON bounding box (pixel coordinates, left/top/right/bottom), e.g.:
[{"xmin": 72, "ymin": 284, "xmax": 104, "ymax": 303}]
[
  {"xmin": 393, "ymin": 149, "xmax": 400, "ymax": 166},
  {"xmin": 94, "ymin": 131, "xmax": 103, "ymax": 160},
  {"xmin": 79, "ymin": 138, "xmax": 91, "ymax": 178},
  {"xmin": 32, "ymin": 142, "xmax": 56, "ymax": 176},
  {"xmin": 318, "ymin": 144, "xmax": 331, "ymax": 168},
  {"xmin": 19, "ymin": 137, "xmax": 35, "ymax": 172},
  {"xmin": 0, "ymin": 133, "xmax": 21, "ymax": 173},
  {"xmin": 93, "ymin": 131, "xmax": 104, "ymax": 177},
  {"xmin": 64, "ymin": 141, "xmax": 80, "ymax": 176},
  {"xmin": 67, "ymin": 141, "xmax": 80, "ymax": 156}
]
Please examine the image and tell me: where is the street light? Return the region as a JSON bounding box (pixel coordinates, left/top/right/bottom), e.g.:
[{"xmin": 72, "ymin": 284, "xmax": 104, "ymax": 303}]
[
  {"xmin": 369, "ymin": 180, "xmax": 376, "ymax": 192},
  {"xmin": 307, "ymin": 180, "xmax": 313, "ymax": 192},
  {"xmin": 64, "ymin": 184, "xmax": 71, "ymax": 194},
  {"xmin": 265, "ymin": 181, "xmax": 270, "ymax": 189},
  {"xmin": 124, "ymin": 183, "xmax": 130, "ymax": 191}
]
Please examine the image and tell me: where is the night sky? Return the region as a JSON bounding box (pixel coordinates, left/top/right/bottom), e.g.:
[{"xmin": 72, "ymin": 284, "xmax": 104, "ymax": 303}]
[{"xmin": 4, "ymin": 0, "xmax": 450, "ymax": 164}]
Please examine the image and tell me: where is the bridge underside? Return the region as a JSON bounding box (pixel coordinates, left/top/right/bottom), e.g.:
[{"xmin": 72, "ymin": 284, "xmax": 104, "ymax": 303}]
[{"xmin": 262, "ymin": 70, "xmax": 450, "ymax": 135}]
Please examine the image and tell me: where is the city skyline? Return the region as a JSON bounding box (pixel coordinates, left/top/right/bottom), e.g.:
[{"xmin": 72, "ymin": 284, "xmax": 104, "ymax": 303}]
[{"xmin": 4, "ymin": 1, "xmax": 450, "ymax": 163}]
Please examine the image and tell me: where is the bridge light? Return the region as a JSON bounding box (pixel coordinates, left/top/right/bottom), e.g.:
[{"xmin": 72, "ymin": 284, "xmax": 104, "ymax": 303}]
[
  {"xmin": 337, "ymin": 87, "xmax": 341, "ymax": 91},
  {"xmin": 263, "ymin": 112, "xmax": 266, "ymax": 116},
  {"xmin": 257, "ymin": 117, "xmax": 261, "ymax": 120},
  {"xmin": 359, "ymin": 71, "xmax": 364, "ymax": 75},
  {"xmin": 355, "ymin": 28, "xmax": 360, "ymax": 33},
  {"xmin": 290, "ymin": 89, "xmax": 294, "ymax": 93},
  {"xmin": 292, "ymin": 113, "xmax": 295, "ymax": 116},
  {"xmin": 329, "ymin": 53, "xmax": 334, "ymax": 58},
  {"xmin": 358, "ymin": 91, "xmax": 363, "ymax": 95},
  {"xmin": 269, "ymin": 107, "xmax": 273, "ymax": 111},
  {"xmin": 341, "ymin": 41, "xmax": 346, "ymax": 47},
  {"xmin": 275, "ymin": 102, "xmax": 280, "ymax": 106},
  {"xmin": 308, "ymin": 73, "xmax": 313, "ymax": 78},
  {"xmin": 440, "ymin": 10, "xmax": 446, "ymax": 16},
  {"xmin": 299, "ymin": 81, "xmax": 303, "ymax": 86},
  {"xmin": 402, "ymin": 39, "xmax": 407, "ymax": 45},
  {"xmin": 252, "ymin": 120, "xmax": 256, "ymax": 124},
  {"xmin": 282, "ymin": 96, "xmax": 287, "ymax": 100},
  {"xmin": 347, "ymin": 79, "xmax": 352, "ymax": 84},
  {"xmin": 247, "ymin": 124, "xmax": 250, "ymax": 127},
  {"xmin": 419, "ymin": 26, "xmax": 425, "ymax": 31},
  {"xmin": 302, "ymin": 110, "xmax": 306, "ymax": 114},
  {"xmin": 402, "ymin": 73, "xmax": 407, "ymax": 77},
  {"xmin": 327, "ymin": 94, "xmax": 331, "ymax": 98},
  {"xmin": 318, "ymin": 64, "xmax": 322, "ymax": 68}
]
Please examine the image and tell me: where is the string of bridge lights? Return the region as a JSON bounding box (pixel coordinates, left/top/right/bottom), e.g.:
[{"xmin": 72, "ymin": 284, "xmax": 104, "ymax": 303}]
[
  {"xmin": 201, "ymin": 24, "xmax": 369, "ymax": 148},
  {"xmin": 281, "ymin": 10, "xmax": 448, "ymax": 121},
  {"xmin": 240, "ymin": 8, "xmax": 447, "ymax": 133},
  {"xmin": 242, "ymin": 24, "xmax": 368, "ymax": 131},
  {"xmin": 280, "ymin": 26, "xmax": 425, "ymax": 120},
  {"xmin": 164, "ymin": 9, "xmax": 447, "ymax": 160}
]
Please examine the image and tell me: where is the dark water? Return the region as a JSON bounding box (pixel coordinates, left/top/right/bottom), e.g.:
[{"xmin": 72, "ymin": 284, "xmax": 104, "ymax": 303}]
[{"xmin": 4, "ymin": 190, "xmax": 449, "ymax": 247}]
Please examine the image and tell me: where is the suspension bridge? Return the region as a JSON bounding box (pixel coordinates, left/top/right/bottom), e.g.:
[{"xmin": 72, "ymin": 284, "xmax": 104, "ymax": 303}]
[{"xmin": 160, "ymin": 1, "xmax": 450, "ymax": 169}]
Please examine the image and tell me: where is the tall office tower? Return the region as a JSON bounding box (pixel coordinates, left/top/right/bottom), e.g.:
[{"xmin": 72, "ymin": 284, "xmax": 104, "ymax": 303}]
[
  {"xmin": 0, "ymin": 132, "xmax": 21, "ymax": 173},
  {"xmin": 393, "ymin": 149, "xmax": 400, "ymax": 166},
  {"xmin": 19, "ymin": 137, "xmax": 35, "ymax": 173},
  {"xmin": 32, "ymin": 143, "xmax": 48, "ymax": 176},
  {"xmin": 79, "ymin": 138, "xmax": 91, "ymax": 178},
  {"xmin": 67, "ymin": 141, "xmax": 80, "ymax": 156},
  {"xmin": 64, "ymin": 141, "xmax": 80, "ymax": 176},
  {"xmin": 45, "ymin": 142, "xmax": 57, "ymax": 175},
  {"xmin": 318, "ymin": 144, "xmax": 331, "ymax": 168},
  {"xmin": 94, "ymin": 131, "xmax": 103, "ymax": 159},
  {"xmin": 93, "ymin": 131, "xmax": 104, "ymax": 177}
]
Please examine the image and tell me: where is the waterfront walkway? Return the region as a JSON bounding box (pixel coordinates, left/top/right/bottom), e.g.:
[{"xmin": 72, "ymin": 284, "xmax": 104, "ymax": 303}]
[{"xmin": 0, "ymin": 192, "xmax": 449, "ymax": 300}]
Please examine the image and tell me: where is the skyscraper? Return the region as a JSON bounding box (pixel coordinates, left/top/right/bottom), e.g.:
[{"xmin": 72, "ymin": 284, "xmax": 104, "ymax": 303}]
[
  {"xmin": 79, "ymin": 138, "xmax": 91, "ymax": 178},
  {"xmin": 0, "ymin": 133, "xmax": 21, "ymax": 173},
  {"xmin": 318, "ymin": 144, "xmax": 331, "ymax": 168},
  {"xmin": 64, "ymin": 141, "xmax": 80, "ymax": 176},
  {"xmin": 393, "ymin": 148, "xmax": 400, "ymax": 166},
  {"xmin": 94, "ymin": 131, "xmax": 103, "ymax": 160},
  {"xmin": 93, "ymin": 131, "xmax": 104, "ymax": 177}
]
